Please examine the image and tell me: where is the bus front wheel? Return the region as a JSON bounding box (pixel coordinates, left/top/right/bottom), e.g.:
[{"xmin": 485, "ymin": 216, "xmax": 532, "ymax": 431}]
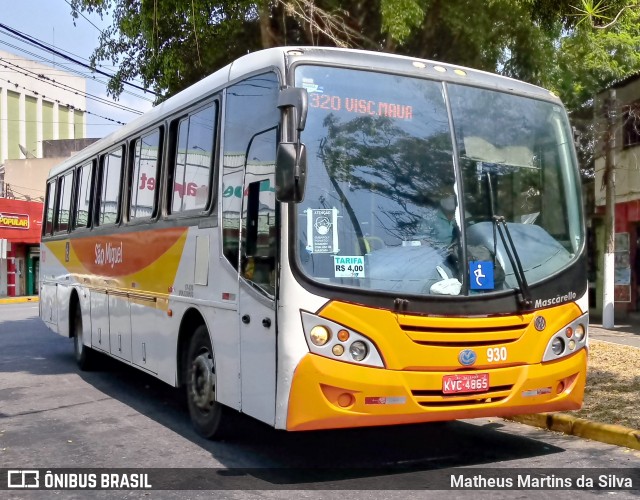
[{"xmin": 186, "ymin": 326, "xmax": 235, "ymax": 440}]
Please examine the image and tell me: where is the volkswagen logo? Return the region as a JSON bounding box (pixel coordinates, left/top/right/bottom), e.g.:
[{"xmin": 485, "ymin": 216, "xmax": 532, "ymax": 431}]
[
  {"xmin": 458, "ymin": 349, "xmax": 477, "ymax": 366},
  {"xmin": 534, "ymin": 316, "xmax": 546, "ymax": 331}
]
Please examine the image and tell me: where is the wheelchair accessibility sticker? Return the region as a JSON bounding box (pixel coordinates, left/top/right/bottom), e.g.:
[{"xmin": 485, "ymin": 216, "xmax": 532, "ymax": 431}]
[{"xmin": 470, "ymin": 261, "xmax": 494, "ymax": 290}]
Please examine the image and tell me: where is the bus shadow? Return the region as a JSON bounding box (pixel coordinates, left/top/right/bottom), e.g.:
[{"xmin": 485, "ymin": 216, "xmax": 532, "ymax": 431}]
[
  {"xmin": 0, "ymin": 319, "xmax": 569, "ymax": 486},
  {"xmin": 72, "ymin": 351, "xmax": 569, "ymax": 486}
]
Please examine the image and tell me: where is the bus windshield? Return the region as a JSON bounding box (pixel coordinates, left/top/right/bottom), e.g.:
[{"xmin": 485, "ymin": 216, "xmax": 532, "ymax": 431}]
[{"xmin": 294, "ymin": 65, "xmax": 583, "ymax": 296}]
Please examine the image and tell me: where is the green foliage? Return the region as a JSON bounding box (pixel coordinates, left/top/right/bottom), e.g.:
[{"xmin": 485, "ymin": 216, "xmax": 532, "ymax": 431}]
[
  {"xmin": 380, "ymin": 0, "xmax": 424, "ymax": 43},
  {"xmin": 68, "ymin": 0, "xmax": 640, "ymax": 128}
]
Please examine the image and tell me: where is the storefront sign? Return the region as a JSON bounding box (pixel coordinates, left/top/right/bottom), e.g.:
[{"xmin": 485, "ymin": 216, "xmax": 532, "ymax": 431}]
[{"xmin": 0, "ymin": 212, "xmax": 30, "ymax": 230}]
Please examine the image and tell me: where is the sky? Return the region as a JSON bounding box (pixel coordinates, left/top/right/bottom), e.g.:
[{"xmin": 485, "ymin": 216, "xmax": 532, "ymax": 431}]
[{"xmin": 0, "ymin": 0, "xmax": 154, "ymax": 139}]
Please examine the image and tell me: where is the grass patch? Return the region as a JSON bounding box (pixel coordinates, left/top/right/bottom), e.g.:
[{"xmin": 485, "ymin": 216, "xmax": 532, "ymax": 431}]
[{"xmin": 568, "ymin": 339, "xmax": 640, "ymax": 430}]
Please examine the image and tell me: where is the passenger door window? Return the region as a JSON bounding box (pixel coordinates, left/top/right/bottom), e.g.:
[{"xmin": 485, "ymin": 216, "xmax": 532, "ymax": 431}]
[
  {"xmin": 222, "ymin": 72, "xmax": 279, "ymax": 270},
  {"xmin": 241, "ymin": 129, "xmax": 278, "ymax": 295}
]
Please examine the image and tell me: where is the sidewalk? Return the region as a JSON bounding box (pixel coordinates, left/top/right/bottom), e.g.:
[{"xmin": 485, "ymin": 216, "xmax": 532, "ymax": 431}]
[
  {"xmin": 589, "ymin": 316, "xmax": 640, "ymax": 349},
  {"xmin": 510, "ymin": 313, "xmax": 640, "ymax": 450},
  {"xmin": 0, "ymin": 295, "xmax": 39, "ymax": 304}
]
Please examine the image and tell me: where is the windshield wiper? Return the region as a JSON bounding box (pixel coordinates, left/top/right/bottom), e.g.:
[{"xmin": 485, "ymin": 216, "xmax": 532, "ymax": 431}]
[{"xmin": 485, "ymin": 173, "xmax": 533, "ymax": 310}]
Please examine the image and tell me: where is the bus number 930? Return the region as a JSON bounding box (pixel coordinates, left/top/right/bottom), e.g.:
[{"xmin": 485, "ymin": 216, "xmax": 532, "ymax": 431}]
[{"xmin": 487, "ymin": 347, "xmax": 507, "ymax": 363}]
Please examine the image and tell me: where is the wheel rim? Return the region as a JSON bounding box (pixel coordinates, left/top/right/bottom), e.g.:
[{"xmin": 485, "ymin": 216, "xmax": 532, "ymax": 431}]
[{"xmin": 190, "ymin": 350, "xmax": 215, "ymax": 411}]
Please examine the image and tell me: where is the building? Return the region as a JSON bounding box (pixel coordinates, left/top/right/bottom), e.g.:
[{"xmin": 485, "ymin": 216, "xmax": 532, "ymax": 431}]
[
  {"xmin": 593, "ymin": 73, "xmax": 640, "ymax": 315},
  {"xmin": 0, "ymin": 50, "xmax": 89, "ymax": 297}
]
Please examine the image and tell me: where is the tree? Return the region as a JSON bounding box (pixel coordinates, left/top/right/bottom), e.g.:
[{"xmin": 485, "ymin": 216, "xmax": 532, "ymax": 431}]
[{"xmin": 68, "ymin": 0, "xmax": 576, "ymax": 101}]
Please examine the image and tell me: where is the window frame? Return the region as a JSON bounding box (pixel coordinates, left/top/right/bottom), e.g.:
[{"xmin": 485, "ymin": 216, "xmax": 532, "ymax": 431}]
[
  {"xmin": 623, "ymin": 103, "xmax": 640, "ymax": 149},
  {"xmin": 72, "ymin": 160, "xmax": 95, "ymax": 232},
  {"xmin": 42, "ymin": 180, "xmax": 56, "ymax": 237},
  {"xmin": 166, "ymin": 98, "xmax": 219, "ymax": 217},
  {"xmin": 128, "ymin": 126, "xmax": 164, "ymax": 223},
  {"xmin": 95, "ymin": 145, "xmax": 126, "ymax": 227},
  {"xmin": 54, "ymin": 171, "xmax": 74, "ymax": 234}
]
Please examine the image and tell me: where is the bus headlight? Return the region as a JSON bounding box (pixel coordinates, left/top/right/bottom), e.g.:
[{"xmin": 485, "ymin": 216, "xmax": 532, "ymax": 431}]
[
  {"xmin": 542, "ymin": 313, "xmax": 588, "ymax": 362},
  {"xmin": 300, "ymin": 310, "xmax": 385, "ymax": 368},
  {"xmin": 349, "ymin": 341, "xmax": 368, "ymax": 361},
  {"xmin": 551, "ymin": 337, "xmax": 564, "ymax": 355},
  {"xmin": 310, "ymin": 325, "xmax": 331, "ymax": 346}
]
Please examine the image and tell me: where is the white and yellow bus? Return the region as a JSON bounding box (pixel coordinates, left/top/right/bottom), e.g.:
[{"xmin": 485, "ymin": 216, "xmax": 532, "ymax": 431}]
[{"xmin": 40, "ymin": 47, "xmax": 588, "ymax": 439}]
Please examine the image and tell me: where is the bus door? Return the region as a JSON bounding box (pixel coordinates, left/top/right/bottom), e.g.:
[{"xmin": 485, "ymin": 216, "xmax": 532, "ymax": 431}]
[{"xmin": 237, "ymin": 130, "xmax": 278, "ymax": 425}]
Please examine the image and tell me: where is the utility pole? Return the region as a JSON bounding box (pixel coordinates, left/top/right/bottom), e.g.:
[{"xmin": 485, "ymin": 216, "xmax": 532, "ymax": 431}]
[{"xmin": 602, "ymin": 89, "xmax": 616, "ymax": 328}]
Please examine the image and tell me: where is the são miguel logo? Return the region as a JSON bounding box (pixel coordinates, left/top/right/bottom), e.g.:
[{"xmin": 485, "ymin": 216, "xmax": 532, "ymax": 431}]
[{"xmin": 0, "ymin": 212, "xmax": 29, "ymax": 230}]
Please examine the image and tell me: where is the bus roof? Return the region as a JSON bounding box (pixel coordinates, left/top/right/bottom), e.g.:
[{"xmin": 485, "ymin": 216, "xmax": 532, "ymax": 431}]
[{"xmin": 48, "ymin": 46, "xmax": 561, "ymax": 179}]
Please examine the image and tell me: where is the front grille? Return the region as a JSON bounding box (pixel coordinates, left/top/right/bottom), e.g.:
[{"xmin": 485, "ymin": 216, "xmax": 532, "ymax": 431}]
[
  {"xmin": 411, "ymin": 384, "xmax": 514, "ymax": 408},
  {"xmin": 398, "ymin": 317, "xmax": 530, "ymax": 347},
  {"xmin": 416, "ymin": 396, "xmax": 509, "ymax": 407},
  {"xmin": 409, "ymin": 339, "xmax": 519, "ymax": 347}
]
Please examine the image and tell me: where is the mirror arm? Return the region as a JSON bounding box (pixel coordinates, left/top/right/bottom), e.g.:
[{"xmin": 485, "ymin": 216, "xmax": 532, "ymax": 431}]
[{"xmin": 277, "ymin": 87, "xmax": 308, "ymax": 138}]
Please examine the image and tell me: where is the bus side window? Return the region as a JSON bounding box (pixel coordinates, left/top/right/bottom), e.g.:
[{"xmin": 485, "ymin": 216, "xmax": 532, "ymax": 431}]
[
  {"xmin": 131, "ymin": 129, "xmax": 161, "ymax": 219},
  {"xmin": 171, "ymin": 104, "xmax": 216, "ymax": 214},
  {"xmin": 43, "ymin": 181, "xmax": 55, "ymax": 236},
  {"xmin": 54, "ymin": 172, "xmax": 73, "ymax": 233},
  {"xmin": 74, "ymin": 161, "xmax": 93, "ymax": 230},
  {"xmin": 97, "ymin": 147, "xmax": 124, "ymax": 226}
]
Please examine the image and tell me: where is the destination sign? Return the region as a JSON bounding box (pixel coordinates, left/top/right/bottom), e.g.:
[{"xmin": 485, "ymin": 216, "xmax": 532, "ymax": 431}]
[{"xmin": 309, "ymin": 93, "xmax": 413, "ymax": 120}]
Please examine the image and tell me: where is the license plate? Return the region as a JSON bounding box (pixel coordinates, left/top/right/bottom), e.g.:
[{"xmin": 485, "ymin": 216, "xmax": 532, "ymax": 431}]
[{"xmin": 442, "ymin": 373, "xmax": 489, "ymax": 394}]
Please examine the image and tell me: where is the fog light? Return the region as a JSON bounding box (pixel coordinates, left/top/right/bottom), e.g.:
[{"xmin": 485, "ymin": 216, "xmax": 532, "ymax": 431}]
[
  {"xmin": 349, "ymin": 341, "xmax": 368, "ymax": 361},
  {"xmin": 337, "ymin": 393, "xmax": 355, "ymax": 408},
  {"xmin": 310, "ymin": 325, "xmax": 331, "ymax": 346},
  {"xmin": 332, "ymin": 344, "xmax": 345, "ymax": 356},
  {"xmin": 551, "ymin": 337, "xmax": 564, "ymax": 355},
  {"xmin": 568, "ymin": 339, "xmax": 576, "ymax": 350},
  {"xmin": 574, "ymin": 324, "xmax": 586, "ymax": 341}
]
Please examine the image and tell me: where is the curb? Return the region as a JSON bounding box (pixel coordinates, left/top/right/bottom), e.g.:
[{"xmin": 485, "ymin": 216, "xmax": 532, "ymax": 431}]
[
  {"xmin": 508, "ymin": 413, "xmax": 640, "ymax": 450},
  {"xmin": 0, "ymin": 296, "xmax": 40, "ymax": 305}
]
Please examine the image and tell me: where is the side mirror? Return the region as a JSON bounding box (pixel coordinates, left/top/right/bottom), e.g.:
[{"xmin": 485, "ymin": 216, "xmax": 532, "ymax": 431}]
[{"xmin": 275, "ymin": 142, "xmax": 307, "ymax": 203}]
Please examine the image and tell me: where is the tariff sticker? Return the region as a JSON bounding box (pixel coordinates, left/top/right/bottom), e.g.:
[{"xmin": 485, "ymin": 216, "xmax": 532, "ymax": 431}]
[{"xmin": 334, "ymin": 256, "xmax": 365, "ymax": 278}]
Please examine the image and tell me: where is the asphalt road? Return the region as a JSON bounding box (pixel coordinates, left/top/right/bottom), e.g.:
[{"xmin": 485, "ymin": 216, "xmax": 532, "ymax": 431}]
[{"xmin": 0, "ymin": 302, "xmax": 639, "ymax": 499}]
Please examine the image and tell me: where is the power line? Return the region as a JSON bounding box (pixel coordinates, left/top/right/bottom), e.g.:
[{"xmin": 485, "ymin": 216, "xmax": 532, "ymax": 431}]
[
  {"xmin": 0, "ymin": 57, "xmax": 143, "ymax": 115},
  {"xmin": 0, "ymin": 76, "xmax": 126, "ymax": 125},
  {"xmin": 61, "ymin": 0, "xmax": 105, "ymax": 36},
  {"xmin": 0, "ymin": 39, "xmax": 154, "ymax": 103},
  {"xmin": 3, "ymin": 183, "xmax": 45, "ymax": 194},
  {"xmin": 0, "ymin": 117, "xmax": 125, "ymax": 126},
  {"xmin": 0, "ymin": 22, "xmax": 160, "ymax": 97}
]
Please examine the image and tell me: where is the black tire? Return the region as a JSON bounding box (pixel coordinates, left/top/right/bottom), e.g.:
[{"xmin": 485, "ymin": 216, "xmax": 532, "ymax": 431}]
[
  {"xmin": 73, "ymin": 306, "xmax": 94, "ymax": 371},
  {"xmin": 186, "ymin": 325, "xmax": 236, "ymax": 440}
]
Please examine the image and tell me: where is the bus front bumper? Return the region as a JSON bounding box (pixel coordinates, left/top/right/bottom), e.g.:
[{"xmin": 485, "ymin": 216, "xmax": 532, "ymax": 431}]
[{"xmin": 286, "ymin": 349, "xmax": 587, "ymax": 431}]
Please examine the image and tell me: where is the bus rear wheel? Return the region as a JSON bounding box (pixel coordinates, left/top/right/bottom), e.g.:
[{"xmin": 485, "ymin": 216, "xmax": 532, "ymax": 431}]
[
  {"xmin": 73, "ymin": 306, "xmax": 94, "ymax": 371},
  {"xmin": 186, "ymin": 326, "xmax": 235, "ymax": 440}
]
